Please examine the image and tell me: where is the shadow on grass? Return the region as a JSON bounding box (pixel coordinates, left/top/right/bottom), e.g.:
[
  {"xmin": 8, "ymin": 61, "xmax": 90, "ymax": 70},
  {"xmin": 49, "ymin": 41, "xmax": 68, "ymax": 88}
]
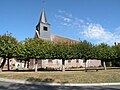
[
  {"xmin": 26, "ymin": 77, "xmax": 54, "ymax": 83},
  {"xmin": 2, "ymin": 69, "xmax": 35, "ymax": 72},
  {"xmin": 2, "ymin": 67, "xmax": 120, "ymax": 73},
  {"xmin": 26, "ymin": 77, "xmax": 70, "ymax": 84},
  {"xmin": 2, "ymin": 68, "xmax": 62, "ymax": 72}
]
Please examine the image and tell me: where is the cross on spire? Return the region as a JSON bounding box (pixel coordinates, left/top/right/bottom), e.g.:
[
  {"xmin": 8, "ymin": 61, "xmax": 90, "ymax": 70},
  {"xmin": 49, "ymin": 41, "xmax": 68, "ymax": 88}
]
[
  {"xmin": 42, "ymin": 0, "xmax": 45, "ymax": 8},
  {"xmin": 39, "ymin": 0, "xmax": 48, "ymax": 23}
]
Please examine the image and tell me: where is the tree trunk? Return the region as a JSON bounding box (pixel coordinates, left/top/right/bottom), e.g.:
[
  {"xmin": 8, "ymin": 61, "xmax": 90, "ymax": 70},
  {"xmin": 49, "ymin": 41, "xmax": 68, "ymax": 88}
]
[
  {"xmin": 62, "ymin": 59, "xmax": 65, "ymax": 72},
  {"xmin": 25, "ymin": 61, "xmax": 27, "ymax": 68},
  {"xmin": 35, "ymin": 59, "xmax": 38, "ymax": 72},
  {"xmin": 103, "ymin": 61, "xmax": 107, "ymax": 70},
  {"xmin": 24, "ymin": 60, "xmax": 26, "ymax": 68},
  {"xmin": 7, "ymin": 58, "xmax": 10, "ymax": 71},
  {"xmin": 110, "ymin": 61, "xmax": 112, "ymax": 67},
  {"xmin": 0, "ymin": 57, "xmax": 7, "ymax": 71},
  {"xmin": 27, "ymin": 59, "xmax": 30, "ymax": 68}
]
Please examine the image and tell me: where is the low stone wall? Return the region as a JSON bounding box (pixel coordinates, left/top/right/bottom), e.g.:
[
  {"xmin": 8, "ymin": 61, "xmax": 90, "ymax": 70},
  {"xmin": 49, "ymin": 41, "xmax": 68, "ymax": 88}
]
[
  {"xmin": 29, "ymin": 59, "xmax": 101, "ymax": 69},
  {"xmin": 86, "ymin": 59, "xmax": 101, "ymax": 67}
]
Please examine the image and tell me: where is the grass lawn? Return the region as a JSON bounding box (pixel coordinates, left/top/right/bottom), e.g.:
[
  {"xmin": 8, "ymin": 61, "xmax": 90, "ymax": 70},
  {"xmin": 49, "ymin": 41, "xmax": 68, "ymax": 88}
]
[{"xmin": 0, "ymin": 69, "xmax": 120, "ymax": 83}]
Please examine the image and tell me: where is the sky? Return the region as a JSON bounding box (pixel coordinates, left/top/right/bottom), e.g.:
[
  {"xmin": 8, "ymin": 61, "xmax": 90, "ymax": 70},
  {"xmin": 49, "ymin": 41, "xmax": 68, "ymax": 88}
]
[{"xmin": 0, "ymin": 0, "xmax": 120, "ymax": 45}]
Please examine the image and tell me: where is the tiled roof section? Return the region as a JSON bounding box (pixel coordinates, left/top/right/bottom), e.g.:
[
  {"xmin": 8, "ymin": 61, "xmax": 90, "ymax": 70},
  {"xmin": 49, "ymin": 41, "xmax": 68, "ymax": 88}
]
[{"xmin": 51, "ymin": 34, "xmax": 80, "ymax": 43}]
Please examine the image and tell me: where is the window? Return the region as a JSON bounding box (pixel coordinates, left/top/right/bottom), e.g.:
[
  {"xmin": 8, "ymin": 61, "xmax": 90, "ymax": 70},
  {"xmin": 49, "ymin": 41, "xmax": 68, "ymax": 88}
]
[
  {"xmin": 48, "ymin": 59, "xmax": 53, "ymax": 63},
  {"xmin": 76, "ymin": 59, "xmax": 79, "ymax": 63},
  {"xmin": 43, "ymin": 26, "xmax": 48, "ymax": 31}
]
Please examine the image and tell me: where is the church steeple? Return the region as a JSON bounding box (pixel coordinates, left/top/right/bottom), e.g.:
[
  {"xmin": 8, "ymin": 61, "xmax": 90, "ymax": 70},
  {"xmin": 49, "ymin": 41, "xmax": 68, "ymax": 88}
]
[
  {"xmin": 39, "ymin": 8, "xmax": 47, "ymax": 23},
  {"xmin": 35, "ymin": 7, "xmax": 51, "ymax": 41}
]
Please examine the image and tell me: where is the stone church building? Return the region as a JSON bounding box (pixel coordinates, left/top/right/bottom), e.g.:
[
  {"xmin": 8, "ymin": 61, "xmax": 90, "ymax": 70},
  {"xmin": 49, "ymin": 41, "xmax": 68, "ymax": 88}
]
[{"xmin": 29, "ymin": 8, "xmax": 101, "ymax": 69}]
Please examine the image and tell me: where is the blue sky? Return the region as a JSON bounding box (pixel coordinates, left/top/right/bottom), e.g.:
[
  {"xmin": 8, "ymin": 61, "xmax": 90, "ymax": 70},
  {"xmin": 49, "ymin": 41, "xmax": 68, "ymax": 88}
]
[{"xmin": 0, "ymin": 0, "xmax": 120, "ymax": 45}]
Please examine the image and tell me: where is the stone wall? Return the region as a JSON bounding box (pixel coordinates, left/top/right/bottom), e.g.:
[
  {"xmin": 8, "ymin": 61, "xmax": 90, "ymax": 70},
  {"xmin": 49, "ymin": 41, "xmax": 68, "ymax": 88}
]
[{"xmin": 29, "ymin": 59, "xmax": 101, "ymax": 69}]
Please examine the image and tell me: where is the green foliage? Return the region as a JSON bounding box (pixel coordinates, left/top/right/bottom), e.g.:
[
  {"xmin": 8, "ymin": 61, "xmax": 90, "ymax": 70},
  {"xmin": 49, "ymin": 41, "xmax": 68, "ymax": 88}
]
[
  {"xmin": 56, "ymin": 42, "xmax": 73, "ymax": 60},
  {"xmin": 71, "ymin": 42, "xmax": 82, "ymax": 59},
  {"xmin": 0, "ymin": 33, "xmax": 120, "ymax": 66},
  {"xmin": 112, "ymin": 45, "xmax": 120, "ymax": 59},
  {"xmin": 0, "ymin": 34, "xmax": 18, "ymax": 58},
  {"xmin": 72, "ymin": 40, "xmax": 94, "ymax": 60},
  {"xmin": 95, "ymin": 43, "xmax": 115, "ymax": 61},
  {"xmin": 24, "ymin": 38, "xmax": 52, "ymax": 59},
  {"xmin": 81, "ymin": 40, "xmax": 94, "ymax": 60},
  {"xmin": 15, "ymin": 41, "xmax": 27, "ymax": 58},
  {"xmin": 48, "ymin": 42, "xmax": 73, "ymax": 60}
]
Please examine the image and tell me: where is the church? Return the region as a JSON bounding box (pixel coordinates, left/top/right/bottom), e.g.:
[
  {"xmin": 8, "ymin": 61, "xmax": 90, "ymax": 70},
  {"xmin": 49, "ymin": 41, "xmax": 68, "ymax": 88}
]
[
  {"xmin": 35, "ymin": 8, "xmax": 79, "ymax": 43},
  {"xmin": 29, "ymin": 7, "xmax": 101, "ymax": 69}
]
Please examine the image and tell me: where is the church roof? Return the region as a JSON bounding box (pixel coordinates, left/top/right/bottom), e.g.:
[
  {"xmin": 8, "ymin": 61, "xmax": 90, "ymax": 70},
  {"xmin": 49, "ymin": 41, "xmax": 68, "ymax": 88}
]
[{"xmin": 51, "ymin": 34, "xmax": 79, "ymax": 43}]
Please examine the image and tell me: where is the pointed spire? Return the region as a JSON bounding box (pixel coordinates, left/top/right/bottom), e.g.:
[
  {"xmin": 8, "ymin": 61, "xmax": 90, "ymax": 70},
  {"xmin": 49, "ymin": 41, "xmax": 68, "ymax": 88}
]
[{"xmin": 39, "ymin": 8, "xmax": 47, "ymax": 23}]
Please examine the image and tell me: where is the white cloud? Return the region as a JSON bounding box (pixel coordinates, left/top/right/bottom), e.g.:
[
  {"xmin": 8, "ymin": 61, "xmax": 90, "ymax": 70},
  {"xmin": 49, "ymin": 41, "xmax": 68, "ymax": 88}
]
[
  {"xmin": 113, "ymin": 26, "xmax": 120, "ymax": 43},
  {"xmin": 82, "ymin": 24, "xmax": 120, "ymax": 44},
  {"xmin": 55, "ymin": 10, "xmax": 74, "ymax": 26},
  {"xmin": 63, "ymin": 17, "xmax": 71, "ymax": 22},
  {"xmin": 84, "ymin": 24, "xmax": 109, "ymax": 39},
  {"xmin": 114, "ymin": 26, "xmax": 120, "ymax": 36},
  {"xmin": 55, "ymin": 14, "xmax": 72, "ymax": 26},
  {"xmin": 58, "ymin": 10, "xmax": 65, "ymax": 13},
  {"xmin": 115, "ymin": 26, "xmax": 120, "ymax": 31},
  {"xmin": 58, "ymin": 10, "xmax": 73, "ymax": 18},
  {"xmin": 54, "ymin": 10, "xmax": 120, "ymax": 45},
  {"xmin": 81, "ymin": 23, "xmax": 115, "ymax": 44}
]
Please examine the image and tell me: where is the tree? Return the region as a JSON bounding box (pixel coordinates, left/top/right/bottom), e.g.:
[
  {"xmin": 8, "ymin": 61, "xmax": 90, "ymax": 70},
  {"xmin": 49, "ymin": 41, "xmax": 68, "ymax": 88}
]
[
  {"xmin": 81, "ymin": 40, "xmax": 93, "ymax": 59},
  {"xmin": 0, "ymin": 34, "xmax": 18, "ymax": 70},
  {"xmin": 71, "ymin": 42, "xmax": 82, "ymax": 59},
  {"xmin": 111, "ymin": 45, "xmax": 120, "ymax": 66},
  {"xmin": 73, "ymin": 40, "xmax": 93, "ymax": 69},
  {"xmin": 50, "ymin": 42, "xmax": 73, "ymax": 72},
  {"xmin": 95, "ymin": 43, "xmax": 114, "ymax": 70},
  {"xmin": 24, "ymin": 38, "xmax": 52, "ymax": 72},
  {"xmin": 80, "ymin": 40, "xmax": 94, "ymax": 70}
]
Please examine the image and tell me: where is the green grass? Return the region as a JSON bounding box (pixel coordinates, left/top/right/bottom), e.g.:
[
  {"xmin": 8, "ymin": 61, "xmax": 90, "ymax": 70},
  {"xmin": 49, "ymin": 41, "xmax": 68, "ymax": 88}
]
[{"xmin": 0, "ymin": 69, "xmax": 120, "ymax": 83}]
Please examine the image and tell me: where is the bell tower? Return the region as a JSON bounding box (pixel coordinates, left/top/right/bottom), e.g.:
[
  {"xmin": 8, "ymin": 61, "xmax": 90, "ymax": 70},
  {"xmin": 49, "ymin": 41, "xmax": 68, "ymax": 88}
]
[{"xmin": 35, "ymin": 7, "xmax": 51, "ymax": 41}]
